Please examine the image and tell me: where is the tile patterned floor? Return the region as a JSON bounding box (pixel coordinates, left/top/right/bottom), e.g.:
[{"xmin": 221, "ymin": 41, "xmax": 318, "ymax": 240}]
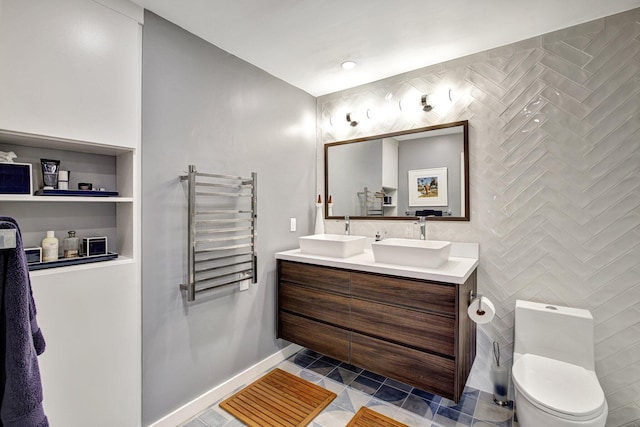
[{"xmin": 179, "ymin": 349, "xmax": 517, "ymax": 427}]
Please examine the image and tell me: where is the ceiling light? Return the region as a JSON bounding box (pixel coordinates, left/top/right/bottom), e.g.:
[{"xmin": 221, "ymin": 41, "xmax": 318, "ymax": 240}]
[
  {"xmin": 346, "ymin": 112, "xmax": 358, "ymax": 126},
  {"xmin": 341, "ymin": 61, "xmax": 356, "ymax": 70}
]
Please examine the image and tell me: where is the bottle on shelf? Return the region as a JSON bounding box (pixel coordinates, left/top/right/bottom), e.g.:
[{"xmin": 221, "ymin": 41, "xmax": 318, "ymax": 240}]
[
  {"xmin": 41, "ymin": 230, "xmax": 59, "ymax": 262},
  {"xmin": 63, "ymin": 230, "xmax": 80, "ymax": 258}
]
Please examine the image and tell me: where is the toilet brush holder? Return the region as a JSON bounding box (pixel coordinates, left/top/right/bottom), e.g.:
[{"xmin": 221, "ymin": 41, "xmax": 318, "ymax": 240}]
[{"xmin": 491, "ymin": 363, "xmax": 510, "ymax": 406}]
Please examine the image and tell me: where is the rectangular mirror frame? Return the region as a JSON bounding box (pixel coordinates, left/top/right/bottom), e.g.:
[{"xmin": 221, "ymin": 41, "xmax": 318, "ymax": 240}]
[{"xmin": 324, "ymin": 120, "xmax": 469, "ymax": 221}]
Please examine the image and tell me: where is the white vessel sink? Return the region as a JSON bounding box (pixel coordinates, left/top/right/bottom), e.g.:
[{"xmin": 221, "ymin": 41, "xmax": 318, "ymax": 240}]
[
  {"xmin": 299, "ymin": 234, "xmax": 366, "ymax": 258},
  {"xmin": 371, "ymin": 238, "xmax": 451, "ymax": 268}
]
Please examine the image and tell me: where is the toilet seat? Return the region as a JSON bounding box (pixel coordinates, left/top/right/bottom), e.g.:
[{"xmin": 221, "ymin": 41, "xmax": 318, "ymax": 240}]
[{"xmin": 512, "ymin": 354, "xmax": 606, "ymax": 421}]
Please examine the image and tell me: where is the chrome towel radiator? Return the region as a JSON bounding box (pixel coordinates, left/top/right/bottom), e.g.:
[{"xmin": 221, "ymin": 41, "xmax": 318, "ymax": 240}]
[{"xmin": 180, "ymin": 165, "xmax": 257, "ymax": 302}]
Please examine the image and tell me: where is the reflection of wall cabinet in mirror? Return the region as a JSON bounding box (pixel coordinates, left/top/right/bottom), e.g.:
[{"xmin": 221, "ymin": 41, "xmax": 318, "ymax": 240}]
[
  {"xmin": 381, "ymin": 138, "xmax": 398, "ymax": 216},
  {"xmin": 325, "ymin": 120, "xmax": 469, "ymax": 221}
]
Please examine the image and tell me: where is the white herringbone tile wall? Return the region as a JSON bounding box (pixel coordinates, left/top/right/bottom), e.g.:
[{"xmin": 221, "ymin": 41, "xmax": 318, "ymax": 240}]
[{"xmin": 317, "ymin": 8, "xmax": 640, "ymax": 427}]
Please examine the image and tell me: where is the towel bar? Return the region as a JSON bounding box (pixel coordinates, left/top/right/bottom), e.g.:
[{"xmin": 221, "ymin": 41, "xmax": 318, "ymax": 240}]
[{"xmin": 179, "ymin": 165, "xmax": 257, "ymax": 301}]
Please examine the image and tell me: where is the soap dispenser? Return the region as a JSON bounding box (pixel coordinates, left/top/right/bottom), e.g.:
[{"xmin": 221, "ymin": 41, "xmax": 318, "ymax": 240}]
[{"xmin": 41, "ymin": 230, "xmax": 59, "ymax": 262}]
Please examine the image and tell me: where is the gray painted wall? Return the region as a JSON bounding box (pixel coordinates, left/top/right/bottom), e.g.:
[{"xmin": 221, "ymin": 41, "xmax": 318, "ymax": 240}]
[
  {"xmin": 327, "ymin": 139, "xmax": 382, "ymax": 216},
  {"xmin": 141, "ymin": 12, "xmax": 316, "ymax": 424},
  {"xmin": 397, "ymin": 133, "xmax": 463, "ymax": 216}
]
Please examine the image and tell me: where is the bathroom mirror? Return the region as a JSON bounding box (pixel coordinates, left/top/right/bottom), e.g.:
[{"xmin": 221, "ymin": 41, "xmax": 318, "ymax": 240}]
[{"xmin": 324, "ymin": 120, "xmax": 469, "ymax": 221}]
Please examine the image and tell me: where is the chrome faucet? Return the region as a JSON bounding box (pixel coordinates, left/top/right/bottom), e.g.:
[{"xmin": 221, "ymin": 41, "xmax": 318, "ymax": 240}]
[
  {"xmin": 345, "ymin": 215, "xmax": 350, "ymax": 235},
  {"xmin": 419, "ymin": 216, "xmax": 426, "ymax": 240}
]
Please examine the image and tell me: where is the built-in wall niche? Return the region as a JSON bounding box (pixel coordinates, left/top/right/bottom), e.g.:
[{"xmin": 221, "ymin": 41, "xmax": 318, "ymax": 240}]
[{"xmin": 0, "ymin": 130, "xmax": 135, "ymax": 262}]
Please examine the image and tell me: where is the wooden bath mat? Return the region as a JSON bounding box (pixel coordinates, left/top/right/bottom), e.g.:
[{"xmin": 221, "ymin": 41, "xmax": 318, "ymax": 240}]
[
  {"xmin": 219, "ymin": 368, "xmax": 336, "ymax": 426},
  {"xmin": 346, "ymin": 407, "xmax": 409, "ymax": 427}
]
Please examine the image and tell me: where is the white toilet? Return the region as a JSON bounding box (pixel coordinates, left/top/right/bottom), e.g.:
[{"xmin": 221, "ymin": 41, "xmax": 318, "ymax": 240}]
[{"xmin": 512, "ymin": 300, "xmax": 608, "ymax": 427}]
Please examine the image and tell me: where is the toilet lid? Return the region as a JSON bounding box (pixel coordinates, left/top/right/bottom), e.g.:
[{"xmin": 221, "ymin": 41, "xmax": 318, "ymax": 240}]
[{"xmin": 512, "ymin": 354, "xmax": 605, "ymax": 419}]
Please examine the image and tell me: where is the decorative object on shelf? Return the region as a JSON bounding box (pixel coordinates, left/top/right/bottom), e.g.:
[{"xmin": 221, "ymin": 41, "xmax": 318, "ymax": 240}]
[
  {"xmin": 63, "ymin": 231, "xmax": 80, "ymax": 258},
  {"xmin": 40, "ymin": 158, "xmax": 60, "ymax": 189},
  {"xmin": 0, "ymin": 151, "xmax": 17, "ymax": 162},
  {"xmin": 78, "ymin": 182, "xmax": 92, "ymax": 190},
  {"xmin": 0, "ymin": 162, "xmax": 32, "ymax": 195},
  {"xmin": 58, "ymin": 170, "xmax": 69, "ymax": 190},
  {"xmin": 314, "ymin": 194, "xmax": 325, "ymax": 235},
  {"xmin": 408, "ymin": 167, "xmax": 448, "ymax": 207},
  {"xmin": 41, "ymin": 230, "xmax": 59, "ymax": 262},
  {"xmin": 24, "ymin": 247, "xmax": 42, "ymax": 264},
  {"xmin": 179, "ymin": 165, "xmax": 258, "ymax": 302},
  {"xmin": 82, "ymin": 237, "xmax": 107, "ymax": 257},
  {"xmin": 328, "ymin": 194, "xmax": 333, "ymax": 217}
]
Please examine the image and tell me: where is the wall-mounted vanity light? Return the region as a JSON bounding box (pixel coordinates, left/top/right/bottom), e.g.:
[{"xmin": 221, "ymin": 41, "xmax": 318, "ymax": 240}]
[
  {"xmin": 421, "ymin": 94, "xmax": 434, "ymax": 112},
  {"xmin": 345, "ymin": 109, "xmax": 372, "ymax": 127}
]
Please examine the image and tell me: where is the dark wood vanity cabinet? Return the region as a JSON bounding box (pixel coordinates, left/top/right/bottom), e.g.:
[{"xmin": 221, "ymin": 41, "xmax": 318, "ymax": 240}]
[{"xmin": 276, "ymin": 260, "xmax": 477, "ymax": 402}]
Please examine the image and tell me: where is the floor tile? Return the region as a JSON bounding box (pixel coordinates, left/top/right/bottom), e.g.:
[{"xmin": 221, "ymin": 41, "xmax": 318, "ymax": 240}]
[
  {"xmin": 327, "ymin": 366, "xmax": 359, "ymax": 385},
  {"xmin": 315, "ymin": 377, "xmax": 347, "ymax": 395},
  {"xmin": 339, "ymin": 361, "xmax": 364, "ymax": 374},
  {"xmin": 299, "ymin": 368, "xmax": 324, "ymax": 384},
  {"xmin": 179, "ymin": 348, "xmax": 514, "ymax": 427},
  {"xmin": 359, "ymin": 369, "xmax": 387, "ymax": 382},
  {"xmin": 473, "ymin": 400, "xmax": 513, "ymax": 427},
  {"xmin": 276, "ymin": 360, "xmax": 302, "ymax": 376},
  {"xmin": 365, "ymin": 397, "xmax": 401, "ymax": 419},
  {"xmin": 289, "ymin": 352, "xmax": 317, "ymax": 368},
  {"xmin": 350, "ymin": 374, "xmax": 383, "ymax": 395},
  {"xmin": 307, "ymin": 358, "xmax": 338, "ymax": 376},
  {"xmin": 384, "ymin": 377, "xmax": 413, "ymax": 392},
  {"xmin": 434, "ymin": 406, "xmax": 474, "ymax": 427},
  {"xmin": 411, "ymin": 387, "xmax": 443, "ymax": 404},
  {"xmin": 300, "ymin": 348, "xmax": 323, "ymax": 359},
  {"xmin": 319, "ymin": 355, "xmax": 342, "ymax": 366},
  {"xmin": 332, "ymin": 387, "xmax": 372, "ymax": 413},
  {"xmin": 394, "ymin": 407, "xmax": 435, "ymax": 427},
  {"xmin": 374, "ymin": 383, "xmax": 409, "ymax": 407},
  {"xmin": 181, "ymin": 418, "xmax": 207, "ymax": 427},
  {"xmin": 197, "ymin": 407, "xmax": 230, "ymax": 427},
  {"xmin": 439, "ymin": 393, "xmax": 478, "ymax": 417},
  {"xmin": 401, "ymin": 394, "xmax": 439, "ymax": 418},
  {"xmin": 312, "ymin": 402, "xmax": 356, "ymax": 427}
]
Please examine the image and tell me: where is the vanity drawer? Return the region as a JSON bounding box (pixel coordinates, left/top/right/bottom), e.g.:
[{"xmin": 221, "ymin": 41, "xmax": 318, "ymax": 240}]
[
  {"xmin": 351, "ymin": 332, "xmax": 455, "ymax": 400},
  {"xmin": 351, "ymin": 298, "xmax": 455, "ymax": 356},
  {"xmin": 278, "ymin": 312, "xmax": 350, "ymax": 362},
  {"xmin": 351, "ymin": 272, "xmax": 456, "ymax": 314},
  {"xmin": 279, "ymin": 282, "xmax": 350, "ymax": 328},
  {"xmin": 279, "ymin": 261, "xmax": 350, "ymax": 295}
]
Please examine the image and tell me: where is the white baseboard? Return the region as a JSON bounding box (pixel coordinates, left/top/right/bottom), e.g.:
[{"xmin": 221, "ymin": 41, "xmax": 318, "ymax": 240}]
[{"xmin": 147, "ymin": 344, "xmax": 303, "ymax": 427}]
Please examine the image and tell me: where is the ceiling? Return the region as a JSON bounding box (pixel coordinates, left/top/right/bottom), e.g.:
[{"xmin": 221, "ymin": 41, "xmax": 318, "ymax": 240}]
[{"xmin": 131, "ymin": 0, "xmax": 640, "ymax": 96}]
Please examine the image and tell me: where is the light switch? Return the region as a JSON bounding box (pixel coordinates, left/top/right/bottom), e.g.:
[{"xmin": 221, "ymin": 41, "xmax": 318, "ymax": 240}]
[{"xmin": 290, "ymin": 218, "xmax": 296, "ymax": 232}]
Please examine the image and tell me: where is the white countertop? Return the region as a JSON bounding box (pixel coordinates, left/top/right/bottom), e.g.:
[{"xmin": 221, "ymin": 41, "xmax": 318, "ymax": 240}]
[{"xmin": 275, "ymin": 242, "xmax": 479, "ymax": 284}]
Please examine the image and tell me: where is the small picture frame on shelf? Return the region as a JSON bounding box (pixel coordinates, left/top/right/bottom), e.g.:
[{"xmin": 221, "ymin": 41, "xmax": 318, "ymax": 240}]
[{"xmin": 0, "ymin": 162, "xmax": 32, "ymax": 195}]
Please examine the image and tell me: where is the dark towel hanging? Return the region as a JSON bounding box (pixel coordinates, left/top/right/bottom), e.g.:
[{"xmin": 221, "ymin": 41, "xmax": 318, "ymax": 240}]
[{"xmin": 0, "ymin": 217, "xmax": 48, "ymax": 427}]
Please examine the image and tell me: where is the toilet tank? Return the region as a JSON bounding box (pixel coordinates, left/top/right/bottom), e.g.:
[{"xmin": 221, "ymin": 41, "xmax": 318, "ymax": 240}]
[{"xmin": 514, "ymin": 300, "xmax": 595, "ymax": 370}]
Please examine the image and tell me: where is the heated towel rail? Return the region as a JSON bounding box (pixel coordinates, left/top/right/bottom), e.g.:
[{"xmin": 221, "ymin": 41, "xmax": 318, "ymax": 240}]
[
  {"xmin": 179, "ymin": 165, "xmax": 257, "ymax": 301},
  {"xmin": 357, "ymin": 186, "xmax": 384, "ymax": 216}
]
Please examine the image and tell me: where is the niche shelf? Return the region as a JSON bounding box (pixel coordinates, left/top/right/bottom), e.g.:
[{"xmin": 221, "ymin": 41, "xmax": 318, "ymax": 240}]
[{"xmin": 0, "ymin": 129, "xmax": 137, "ymax": 267}]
